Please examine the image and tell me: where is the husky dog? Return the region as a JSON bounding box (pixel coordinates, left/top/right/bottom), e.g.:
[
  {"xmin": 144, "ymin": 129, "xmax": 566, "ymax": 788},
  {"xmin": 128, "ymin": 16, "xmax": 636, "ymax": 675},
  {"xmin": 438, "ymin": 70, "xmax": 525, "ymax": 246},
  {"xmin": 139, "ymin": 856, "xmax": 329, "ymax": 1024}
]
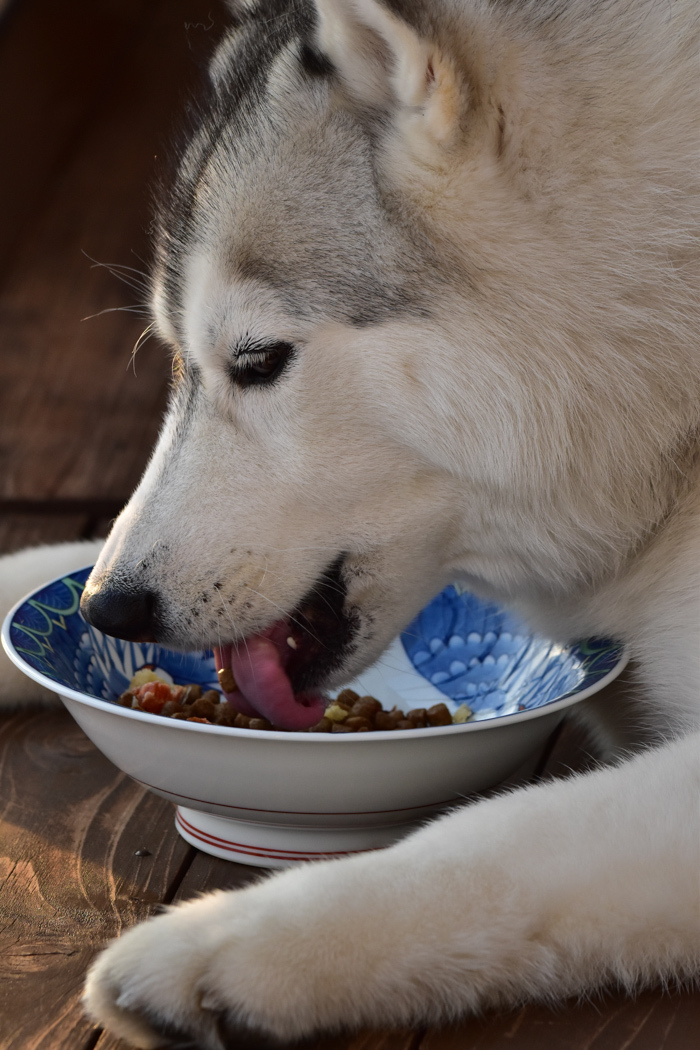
[{"xmin": 1, "ymin": 0, "xmax": 698, "ymax": 1044}]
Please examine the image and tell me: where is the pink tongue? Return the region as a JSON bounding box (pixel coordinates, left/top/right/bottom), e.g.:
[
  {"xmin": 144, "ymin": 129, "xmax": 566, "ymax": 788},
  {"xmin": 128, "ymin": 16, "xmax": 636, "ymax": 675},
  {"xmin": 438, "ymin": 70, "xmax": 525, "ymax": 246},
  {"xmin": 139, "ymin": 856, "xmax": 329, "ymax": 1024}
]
[
  {"xmin": 214, "ymin": 639, "xmax": 325, "ymax": 730},
  {"xmin": 213, "ymin": 645, "xmax": 258, "ymax": 717}
]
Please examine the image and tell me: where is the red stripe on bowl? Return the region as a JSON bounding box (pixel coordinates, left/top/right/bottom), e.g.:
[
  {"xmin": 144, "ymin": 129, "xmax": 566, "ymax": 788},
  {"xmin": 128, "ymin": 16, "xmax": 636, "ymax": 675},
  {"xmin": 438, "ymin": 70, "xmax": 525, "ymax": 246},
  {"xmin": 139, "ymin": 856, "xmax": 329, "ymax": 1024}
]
[{"xmin": 175, "ymin": 811, "xmax": 379, "ymax": 861}]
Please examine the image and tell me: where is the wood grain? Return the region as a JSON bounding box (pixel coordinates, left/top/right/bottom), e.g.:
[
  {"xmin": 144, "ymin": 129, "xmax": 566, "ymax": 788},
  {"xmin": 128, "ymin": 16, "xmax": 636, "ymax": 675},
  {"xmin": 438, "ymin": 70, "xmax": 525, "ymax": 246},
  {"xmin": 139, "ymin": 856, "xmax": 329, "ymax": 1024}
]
[
  {"xmin": 95, "ymin": 1023, "xmax": 425, "ymax": 1050},
  {"xmin": 0, "ymin": 0, "xmax": 227, "ymax": 502},
  {"xmin": 0, "ymin": 708, "xmax": 191, "ymax": 1050},
  {"xmin": 94, "ymin": 1026, "xmax": 425, "ymax": 1050},
  {"xmin": 421, "ymin": 991, "xmax": 700, "ymax": 1050},
  {"xmin": 1, "ymin": 0, "xmax": 698, "ymax": 1047},
  {"xmin": 0, "ymin": 512, "xmax": 90, "ymax": 554},
  {"xmin": 2, "ymin": 611, "xmax": 698, "ymax": 1050},
  {"xmin": 0, "ymin": 0, "xmax": 148, "ymax": 282},
  {"xmin": 0, "ymin": 501, "xmax": 123, "ymax": 556}
]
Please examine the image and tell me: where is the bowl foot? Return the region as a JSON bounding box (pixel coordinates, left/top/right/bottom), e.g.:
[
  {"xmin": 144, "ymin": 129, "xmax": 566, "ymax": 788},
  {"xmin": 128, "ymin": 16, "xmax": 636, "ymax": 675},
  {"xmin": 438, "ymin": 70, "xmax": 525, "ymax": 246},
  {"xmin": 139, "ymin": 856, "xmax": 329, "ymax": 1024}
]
[{"xmin": 175, "ymin": 806, "xmax": 414, "ymax": 867}]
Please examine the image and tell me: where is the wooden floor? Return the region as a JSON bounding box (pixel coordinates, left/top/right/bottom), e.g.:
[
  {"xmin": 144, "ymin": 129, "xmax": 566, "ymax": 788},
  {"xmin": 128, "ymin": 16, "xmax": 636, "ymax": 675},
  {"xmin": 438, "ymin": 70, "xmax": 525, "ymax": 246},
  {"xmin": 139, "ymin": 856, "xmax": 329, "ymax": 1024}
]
[{"xmin": 0, "ymin": 1, "xmax": 698, "ymax": 1047}]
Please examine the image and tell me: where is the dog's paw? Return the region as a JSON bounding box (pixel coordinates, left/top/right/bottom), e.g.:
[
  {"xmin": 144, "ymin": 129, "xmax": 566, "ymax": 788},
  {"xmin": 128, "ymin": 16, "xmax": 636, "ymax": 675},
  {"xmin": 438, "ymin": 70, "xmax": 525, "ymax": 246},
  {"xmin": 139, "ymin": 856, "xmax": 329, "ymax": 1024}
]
[
  {"xmin": 84, "ymin": 826, "xmax": 504, "ymax": 1047},
  {"xmin": 83, "ymin": 892, "xmax": 275, "ymax": 1049},
  {"xmin": 83, "ymin": 858, "xmax": 394, "ymax": 1049}
]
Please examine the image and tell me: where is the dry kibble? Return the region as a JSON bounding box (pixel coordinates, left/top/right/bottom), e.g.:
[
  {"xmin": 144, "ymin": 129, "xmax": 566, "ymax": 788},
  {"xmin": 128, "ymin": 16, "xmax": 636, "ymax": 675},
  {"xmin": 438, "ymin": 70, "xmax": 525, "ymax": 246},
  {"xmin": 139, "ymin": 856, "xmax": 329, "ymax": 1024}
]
[
  {"xmin": 125, "ymin": 669, "xmax": 467, "ymax": 734},
  {"xmin": 188, "ymin": 697, "xmax": 217, "ymax": 720},
  {"xmin": 427, "ymin": 703, "xmax": 452, "ymax": 726},
  {"xmin": 161, "ymin": 699, "xmax": 183, "ymax": 718},
  {"xmin": 181, "ymin": 684, "xmax": 203, "ymax": 704},
  {"xmin": 248, "ymin": 717, "xmax": 273, "ymax": 731},
  {"xmin": 407, "ymin": 707, "xmax": 428, "ymax": 727},
  {"xmin": 344, "ymin": 716, "xmax": 373, "ymax": 732},
  {"xmin": 351, "ymin": 700, "xmax": 381, "ymax": 722},
  {"xmin": 308, "ymin": 718, "xmax": 333, "ymax": 733},
  {"xmin": 217, "ymin": 667, "xmax": 237, "ymax": 693},
  {"xmin": 213, "ymin": 704, "xmax": 235, "ymax": 726},
  {"xmin": 335, "ymin": 688, "xmax": 360, "ymax": 706}
]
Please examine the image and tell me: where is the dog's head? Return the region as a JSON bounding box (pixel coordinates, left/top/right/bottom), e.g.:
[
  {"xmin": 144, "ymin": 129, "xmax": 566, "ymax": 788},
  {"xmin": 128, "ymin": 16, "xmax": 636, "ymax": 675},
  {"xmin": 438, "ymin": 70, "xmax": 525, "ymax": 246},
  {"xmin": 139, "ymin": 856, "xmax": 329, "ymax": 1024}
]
[{"xmin": 82, "ymin": 0, "xmax": 700, "ymax": 724}]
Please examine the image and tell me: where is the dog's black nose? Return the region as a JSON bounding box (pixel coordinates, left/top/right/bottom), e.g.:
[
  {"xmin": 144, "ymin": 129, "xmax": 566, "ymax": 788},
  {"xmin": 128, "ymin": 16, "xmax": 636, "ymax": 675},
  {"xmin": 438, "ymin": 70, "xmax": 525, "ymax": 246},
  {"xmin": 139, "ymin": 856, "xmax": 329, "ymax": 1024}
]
[{"xmin": 80, "ymin": 583, "xmax": 162, "ymax": 643}]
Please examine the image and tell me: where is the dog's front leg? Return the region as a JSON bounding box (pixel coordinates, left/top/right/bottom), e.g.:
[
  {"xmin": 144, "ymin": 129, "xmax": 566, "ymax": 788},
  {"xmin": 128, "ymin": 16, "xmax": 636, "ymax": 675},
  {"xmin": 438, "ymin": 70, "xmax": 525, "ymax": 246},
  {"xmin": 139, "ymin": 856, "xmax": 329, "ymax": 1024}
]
[{"xmin": 83, "ymin": 732, "xmax": 700, "ymax": 1049}]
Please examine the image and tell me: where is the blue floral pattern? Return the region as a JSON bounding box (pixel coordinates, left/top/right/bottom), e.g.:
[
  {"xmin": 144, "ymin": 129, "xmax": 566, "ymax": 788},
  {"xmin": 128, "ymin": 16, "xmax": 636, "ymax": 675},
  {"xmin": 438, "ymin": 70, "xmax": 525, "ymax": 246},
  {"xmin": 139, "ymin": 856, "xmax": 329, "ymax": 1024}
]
[
  {"xmin": 7, "ymin": 570, "xmax": 624, "ymax": 720},
  {"xmin": 401, "ymin": 585, "xmax": 623, "ymax": 716},
  {"xmin": 9, "ymin": 567, "xmax": 219, "ymax": 701}
]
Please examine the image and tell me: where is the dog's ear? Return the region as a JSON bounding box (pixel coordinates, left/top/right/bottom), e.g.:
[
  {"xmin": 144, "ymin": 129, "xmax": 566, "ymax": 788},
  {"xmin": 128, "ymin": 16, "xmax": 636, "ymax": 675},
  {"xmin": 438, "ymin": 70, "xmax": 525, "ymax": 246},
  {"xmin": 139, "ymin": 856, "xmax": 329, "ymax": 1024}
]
[{"xmin": 312, "ymin": 0, "xmax": 464, "ymax": 150}]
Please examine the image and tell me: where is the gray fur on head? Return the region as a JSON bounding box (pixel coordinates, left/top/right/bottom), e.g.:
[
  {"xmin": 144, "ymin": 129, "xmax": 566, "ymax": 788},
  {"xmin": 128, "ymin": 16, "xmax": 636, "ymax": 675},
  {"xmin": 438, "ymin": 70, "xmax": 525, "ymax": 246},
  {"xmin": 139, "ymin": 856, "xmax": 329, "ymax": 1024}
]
[{"xmin": 98, "ymin": 0, "xmax": 700, "ymax": 707}]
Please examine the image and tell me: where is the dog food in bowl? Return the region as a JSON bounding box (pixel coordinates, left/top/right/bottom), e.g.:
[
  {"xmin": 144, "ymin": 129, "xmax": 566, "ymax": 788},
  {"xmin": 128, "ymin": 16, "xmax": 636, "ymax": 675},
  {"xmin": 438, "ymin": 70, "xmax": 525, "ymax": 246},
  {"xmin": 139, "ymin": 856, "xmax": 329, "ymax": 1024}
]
[
  {"xmin": 119, "ymin": 672, "xmax": 472, "ymax": 732},
  {"xmin": 3, "ymin": 568, "xmax": 628, "ymax": 864}
]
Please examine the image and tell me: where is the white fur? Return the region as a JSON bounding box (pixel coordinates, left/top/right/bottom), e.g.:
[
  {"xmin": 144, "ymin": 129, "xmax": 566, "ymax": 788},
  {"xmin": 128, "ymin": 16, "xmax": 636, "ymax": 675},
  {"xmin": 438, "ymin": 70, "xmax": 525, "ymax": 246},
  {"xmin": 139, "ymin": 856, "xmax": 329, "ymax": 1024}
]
[
  {"xmin": 83, "ymin": 735, "xmax": 700, "ymax": 1047},
  {"xmin": 3, "ymin": 0, "xmax": 699, "ymax": 1044}
]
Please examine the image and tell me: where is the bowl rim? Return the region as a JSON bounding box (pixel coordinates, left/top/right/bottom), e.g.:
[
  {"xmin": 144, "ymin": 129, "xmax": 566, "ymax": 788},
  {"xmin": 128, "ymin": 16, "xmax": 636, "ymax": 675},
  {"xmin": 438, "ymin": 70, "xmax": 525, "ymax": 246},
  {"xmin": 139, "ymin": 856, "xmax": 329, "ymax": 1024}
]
[{"xmin": 2, "ymin": 566, "xmax": 628, "ymax": 743}]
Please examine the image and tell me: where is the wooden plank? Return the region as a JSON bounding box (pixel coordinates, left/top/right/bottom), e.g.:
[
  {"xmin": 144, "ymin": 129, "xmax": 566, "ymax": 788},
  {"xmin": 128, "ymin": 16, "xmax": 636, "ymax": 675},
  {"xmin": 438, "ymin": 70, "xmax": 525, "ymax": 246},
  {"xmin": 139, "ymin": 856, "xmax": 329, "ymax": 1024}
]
[
  {"xmin": 96, "ymin": 1027, "xmax": 424, "ymax": 1050},
  {"xmin": 0, "ymin": 503, "xmax": 123, "ymax": 556},
  {"xmin": 309, "ymin": 1034, "xmax": 424, "ymax": 1050},
  {"xmin": 94, "ymin": 1016, "xmax": 424, "ymax": 1050},
  {"xmin": 0, "ymin": 513, "xmax": 90, "ymax": 554},
  {"xmin": 0, "ymin": 0, "xmax": 227, "ymax": 501},
  {"xmin": 420, "ymin": 991, "xmax": 700, "ymax": 1050},
  {"xmin": 1, "ymin": 3, "xmax": 695, "ymax": 1041},
  {"xmin": 0, "ymin": 0, "xmax": 149, "ymax": 280},
  {"xmin": 0, "ymin": 708, "xmax": 192, "ymax": 1050},
  {"xmin": 173, "ymin": 849, "xmax": 269, "ymax": 900}
]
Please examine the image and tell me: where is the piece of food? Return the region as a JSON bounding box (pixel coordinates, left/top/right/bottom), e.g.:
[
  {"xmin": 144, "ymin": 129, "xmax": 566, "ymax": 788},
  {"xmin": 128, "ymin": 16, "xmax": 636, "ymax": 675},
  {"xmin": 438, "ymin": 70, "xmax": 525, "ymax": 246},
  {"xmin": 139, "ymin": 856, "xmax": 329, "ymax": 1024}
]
[
  {"xmin": 118, "ymin": 671, "xmax": 474, "ymax": 731},
  {"xmin": 214, "ymin": 640, "xmax": 326, "ymax": 730},
  {"xmin": 427, "ymin": 703, "xmax": 453, "ymax": 726},
  {"xmin": 452, "ymin": 702, "xmax": 474, "ymax": 724},
  {"xmin": 129, "ymin": 668, "xmax": 166, "ymax": 689},
  {"xmin": 217, "ymin": 667, "xmax": 237, "ymax": 693},
  {"xmin": 324, "ymin": 702, "xmax": 350, "ymax": 723}
]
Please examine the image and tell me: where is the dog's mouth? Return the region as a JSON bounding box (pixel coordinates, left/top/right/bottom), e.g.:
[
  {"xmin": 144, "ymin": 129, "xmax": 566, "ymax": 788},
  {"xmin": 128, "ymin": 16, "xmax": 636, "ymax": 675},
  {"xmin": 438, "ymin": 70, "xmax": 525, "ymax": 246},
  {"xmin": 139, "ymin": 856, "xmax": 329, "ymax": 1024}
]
[{"xmin": 214, "ymin": 556, "xmax": 359, "ymax": 730}]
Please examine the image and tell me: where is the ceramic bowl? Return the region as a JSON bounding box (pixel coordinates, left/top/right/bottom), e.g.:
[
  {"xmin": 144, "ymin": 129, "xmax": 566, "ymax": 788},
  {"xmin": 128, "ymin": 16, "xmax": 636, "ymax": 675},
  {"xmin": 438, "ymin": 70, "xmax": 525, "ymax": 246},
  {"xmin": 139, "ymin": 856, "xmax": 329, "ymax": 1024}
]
[{"xmin": 2, "ymin": 567, "xmax": 626, "ymax": 867}]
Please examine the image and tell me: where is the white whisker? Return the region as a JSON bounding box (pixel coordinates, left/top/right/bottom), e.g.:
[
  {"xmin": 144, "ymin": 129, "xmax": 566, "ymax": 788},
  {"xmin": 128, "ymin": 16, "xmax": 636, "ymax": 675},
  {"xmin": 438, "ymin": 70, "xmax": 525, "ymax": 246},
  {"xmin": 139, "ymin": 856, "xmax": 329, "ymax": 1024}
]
[
  {"xmin": 215, "ymin": 590, "xmax": 257, "ymax": 689},
  {"xmin": 129, "ymin": 323, "xmax": 156, "ymax": 375},
  {"xmin": 82, "ymin": 305, "xmax": 150, "ymax": 322}
]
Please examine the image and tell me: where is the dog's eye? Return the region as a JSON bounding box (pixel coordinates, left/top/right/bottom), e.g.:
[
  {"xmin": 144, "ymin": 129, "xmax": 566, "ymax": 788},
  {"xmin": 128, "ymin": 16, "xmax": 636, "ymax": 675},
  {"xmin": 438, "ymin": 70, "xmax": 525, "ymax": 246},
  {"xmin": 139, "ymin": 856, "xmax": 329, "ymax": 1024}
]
[{"xmin": 228, "ymin": 341, "xmax": 295, "ymax": 388}]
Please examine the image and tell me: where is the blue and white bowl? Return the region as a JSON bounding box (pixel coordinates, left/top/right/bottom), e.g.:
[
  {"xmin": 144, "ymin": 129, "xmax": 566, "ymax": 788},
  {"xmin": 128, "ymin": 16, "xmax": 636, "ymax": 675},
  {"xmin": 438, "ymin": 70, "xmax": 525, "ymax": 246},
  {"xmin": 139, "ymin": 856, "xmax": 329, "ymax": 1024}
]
[{"xmin": 2, "ymin": 568, "xmax": 626, "ymax": 867}]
